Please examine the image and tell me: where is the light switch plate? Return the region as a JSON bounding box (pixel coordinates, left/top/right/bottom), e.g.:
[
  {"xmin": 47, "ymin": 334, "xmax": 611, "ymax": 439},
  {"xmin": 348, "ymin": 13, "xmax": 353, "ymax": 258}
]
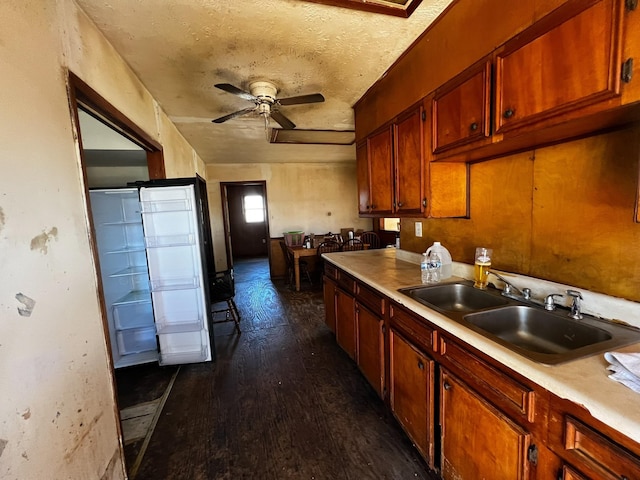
[{"xmin": 415, "ymin": 222, "xmax": 423, "ymax": 237}]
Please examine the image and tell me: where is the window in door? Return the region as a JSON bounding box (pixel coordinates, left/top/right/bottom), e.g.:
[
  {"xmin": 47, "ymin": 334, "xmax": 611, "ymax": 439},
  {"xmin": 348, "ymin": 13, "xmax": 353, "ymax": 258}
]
[{"xmin": 243, "ymin": 194, "xmax": 265, "ymax": 223}]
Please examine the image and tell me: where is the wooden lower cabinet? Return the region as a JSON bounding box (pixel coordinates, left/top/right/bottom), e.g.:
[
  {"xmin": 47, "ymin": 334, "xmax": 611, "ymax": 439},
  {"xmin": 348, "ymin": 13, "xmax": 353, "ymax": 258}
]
[
  {"xmin": 336, "ymin": 287, "xmax": 356, "ymax": 360},
  {"xmin": 440, "ymin": 369, "xmax": 532, "ymax": 480},
  {"xmin": 389, "ymin": 328, "xmax": 435, "ymax": 467},
  {"xmin": 560, "ymin": 465, "xmax": 589, "ymax": 480},
  {"xmin": 323, "ymin": 276, "xmax": 337, "ymax": 333},
  {"xmin": 356, "ymin": 302, "xmax": 384, "ymax": 398}
]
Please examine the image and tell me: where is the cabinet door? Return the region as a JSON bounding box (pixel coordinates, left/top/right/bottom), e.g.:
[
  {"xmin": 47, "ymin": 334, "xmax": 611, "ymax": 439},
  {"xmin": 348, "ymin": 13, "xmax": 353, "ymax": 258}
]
[
  {"xmin": 495, "ymin": 0, "xmax": 624, "ymax": 134},
  {"xmin": 356, "ymin": 140, "xmax": 370, "ymax": 215},
  {"xmin": 560, "ymin": 465, "xmax": 588, "ymax": 480},
  {"xmin": 432, "ymin": 60, "xmax": 492, "ymax": 153},
  {"xmin": 389, "ymin": 328, "xmax": 435, "ymax": 467},
  {"xmin": 323, "ymin": 276, "xmax": 337, "ymax": 333},
  {"xmin": 394, "ymin": 106, "xmax": 425, "ymax": 215},
  {"xmin": 367, "ymin": 126, "xmax": 394, "ymax": 215},
  {"xmin": 356, "ymin": 302, "xmax": 384, "ymax": 398},
  {"xmin": 336, "ymin": 288, "xmax": 356, "ymax": 360},
  {"xmin": 441, "ymin": 370, "xmax": 532, "ymax": 480}
]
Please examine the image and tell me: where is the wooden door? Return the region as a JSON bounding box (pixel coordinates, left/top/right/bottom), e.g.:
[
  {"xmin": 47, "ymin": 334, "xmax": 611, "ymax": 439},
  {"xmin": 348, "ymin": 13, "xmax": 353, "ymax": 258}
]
[
  {"xmin": 367, "ymin": 126, "xmax": 394, "ymax": 215},
  {"xmin": 432, "ymin": 60, "xmax": 492, "ymax": 153},
  {"xmin": 323, "ymin": 276, "xmax": 337, "ymax": 333},
  {"xmin": 495, "ymin": 0, "xmax": 624, "ymax": 134},
  {"xmin": 389, "ymin": 328, "xmax": 435, "ymax": 467},
  {"xmin": 336, "ymin": 288, "xmax": 356, "ymax": 360},
  {"xmin": 440, "ymin": 369, "xmax": 532, "ymax": 480},
  {"xmin": 224, "ymin": 183, "xmax": 269, "ymax": 259},
  {"xmin": 356, "ymin": 140, "xmax": 370, "ymax": 215},
  {"xmin": 356, "ymin": 302, "xmax": 384, "ymax": 398},
  {"xmin": 394, "ymin": 106, "xmax": 424, "ymax": 215}
]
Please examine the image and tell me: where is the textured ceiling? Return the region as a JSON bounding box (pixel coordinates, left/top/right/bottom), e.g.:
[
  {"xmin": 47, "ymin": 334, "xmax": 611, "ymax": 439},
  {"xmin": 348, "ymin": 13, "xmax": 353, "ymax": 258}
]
[{"xmin": 75, "ymin": 0, "xmax": 453, "ymax": 164}]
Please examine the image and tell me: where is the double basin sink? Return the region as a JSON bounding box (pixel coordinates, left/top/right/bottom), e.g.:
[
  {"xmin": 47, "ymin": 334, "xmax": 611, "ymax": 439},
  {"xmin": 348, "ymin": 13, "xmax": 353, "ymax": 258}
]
[{"xmin": 399, "ymin": 282, "xmax": 640, "ymax": 365}]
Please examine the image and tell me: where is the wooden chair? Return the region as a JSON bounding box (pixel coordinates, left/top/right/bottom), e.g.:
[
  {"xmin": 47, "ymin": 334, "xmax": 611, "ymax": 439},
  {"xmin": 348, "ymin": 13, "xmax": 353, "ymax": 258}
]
[
  {"xmin": 280, "ymin": 241, "xmax": 312, "ymax": 288},
  {"xmin": 210, "ymin": 269, "xmax": 241, "ymax": 333},
  {"xmin": 341, "ymin": 238, "xmax": 364, "ymax": 251},
  {"xmin": 316, "ymin": 240, "xmax": 341, "ymax": 277},
  {"xmin": 360, "ymin": 231, "xmax": 380, "ymax": 249}
]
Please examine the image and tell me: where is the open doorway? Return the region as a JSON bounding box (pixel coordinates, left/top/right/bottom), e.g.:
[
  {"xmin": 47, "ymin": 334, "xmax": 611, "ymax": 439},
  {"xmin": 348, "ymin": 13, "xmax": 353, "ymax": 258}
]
[
  {"xmin": 68, "ymin": 72, "xmax": 175, "ymax": 477},
  {"xmin": 221, "ymin": 181, "xmax": 270, "ymax": 268}
]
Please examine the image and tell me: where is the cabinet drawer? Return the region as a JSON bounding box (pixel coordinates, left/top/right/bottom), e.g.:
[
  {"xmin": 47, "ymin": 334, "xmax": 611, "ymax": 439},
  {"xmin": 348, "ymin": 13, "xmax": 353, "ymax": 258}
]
[
  {"xmin": 564, "ymin": 416, "xmax": 640, "ymax": 480},
  {"xmin": 439, "ymin": 336, "xmax": 534, "ymax": 422},
  {"xmin": 324, "ymin": 262, "xmax": 338, "ymax": 281},
  {"xmin": 337, "ymin": 271, "xmax": 356, "ymax": 294},
  {"xmin": 561, "ymin": 464, "xmax": 589, "ymax": 480},
  {"xmin": 389, "ymin": 303, "xmax": 436, "ymax": 353},
  {"xmin": 356, "ymin": 281, "xmax": 385, "ymax": 317}
]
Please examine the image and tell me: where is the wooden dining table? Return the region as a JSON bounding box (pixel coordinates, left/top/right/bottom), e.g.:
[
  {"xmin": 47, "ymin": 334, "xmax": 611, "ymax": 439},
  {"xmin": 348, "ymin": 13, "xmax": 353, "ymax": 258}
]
[{"xmin": 286, "ymin": 245, "xmax": 317, "ymax": 292}]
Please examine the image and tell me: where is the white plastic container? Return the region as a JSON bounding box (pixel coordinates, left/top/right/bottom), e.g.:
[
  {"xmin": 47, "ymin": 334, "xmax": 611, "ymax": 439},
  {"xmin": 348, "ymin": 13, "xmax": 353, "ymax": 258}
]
[{"xmin": 426, "ymin": 241, "xmax": 452, "ymax": 279}]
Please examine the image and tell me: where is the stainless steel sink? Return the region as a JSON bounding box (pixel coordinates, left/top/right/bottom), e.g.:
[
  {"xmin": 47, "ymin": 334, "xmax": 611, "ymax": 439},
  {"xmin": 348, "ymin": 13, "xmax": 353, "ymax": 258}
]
[
  {"xmin": 464, "ymin": 305, "xmax": 640, "ymax": 364},
  {"xmin": 465, "ymin": 306, "xmax": 611, "ymax": 353},
  {"xmin": 400, "ymin": 283, "xmax": 509, "ymax": 313},
  {"xmin": 398, "ymin": 282, "xmax": 640, "ymax": 365}
]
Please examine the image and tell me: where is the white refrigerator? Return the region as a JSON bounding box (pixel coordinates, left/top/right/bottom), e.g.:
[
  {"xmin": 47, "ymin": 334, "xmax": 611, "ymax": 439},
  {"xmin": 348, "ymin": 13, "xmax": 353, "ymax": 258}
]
[{"xmin": 90, "ymin": 179, "xmax": 215, "ymax": 368}]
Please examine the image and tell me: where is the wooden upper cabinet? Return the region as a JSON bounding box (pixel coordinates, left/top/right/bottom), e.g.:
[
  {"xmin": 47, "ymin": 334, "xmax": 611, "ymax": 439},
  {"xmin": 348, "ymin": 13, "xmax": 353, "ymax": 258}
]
[
  {"xmin": 432, "ymin": 60, "xmax": 492, "ymax": 155},
  {"xmin": 440, "ymin": 370, "xmax": 533, "ymax": 480},
  {"xmin": 367, "ymin": 126, "xmax": 394, "ymax": 215},
  {"xmin": 495, "ymin": 0, "xmax": 625, "ymax": 135},
  {"xmin": 394, "ymin": 106, "xmax": 425, "ymax": 214}
]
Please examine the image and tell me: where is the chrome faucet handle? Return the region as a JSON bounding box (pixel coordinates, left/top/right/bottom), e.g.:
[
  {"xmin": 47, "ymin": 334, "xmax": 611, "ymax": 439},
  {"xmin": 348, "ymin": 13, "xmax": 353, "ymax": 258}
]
[
  {"xmin": 566, "ymin": 290, "xmax": 583, "ymax": 319},
  {"xmin": 488, "ymin": 270, "xmax": 522, "ymax": 296},
  {"xmin": 543, "ymin": 293, "xmax": 563, "ymax": 311}
]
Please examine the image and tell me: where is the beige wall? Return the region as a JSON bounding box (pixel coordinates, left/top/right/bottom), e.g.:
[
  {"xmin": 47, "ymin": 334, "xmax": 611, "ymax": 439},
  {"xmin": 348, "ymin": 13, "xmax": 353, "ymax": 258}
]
[
  {"xmin": 206, "ymin": 162, "xmax": 372, "ymax": 271},
  {"xmin": 0, "ymin": 2, "xmax": 205, "ymax": 478}
]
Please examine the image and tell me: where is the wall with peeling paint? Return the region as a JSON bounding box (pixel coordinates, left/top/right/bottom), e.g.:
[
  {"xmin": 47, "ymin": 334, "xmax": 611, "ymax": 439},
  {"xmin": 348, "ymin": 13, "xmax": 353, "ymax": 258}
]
[
  {"xmin": 206, "ymin": 162, "xmax": 372, "ymax": 271},
  {"xmin": 0, "ymin": 1, "xmax": 205, "ymax": 478}
]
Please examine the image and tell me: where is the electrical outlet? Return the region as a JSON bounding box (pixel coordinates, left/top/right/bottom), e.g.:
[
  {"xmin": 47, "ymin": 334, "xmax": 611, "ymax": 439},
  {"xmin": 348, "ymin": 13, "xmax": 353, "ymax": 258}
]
[{"xmin": 415, "ymin": 222, "xmax": 423, "ymax": 237}]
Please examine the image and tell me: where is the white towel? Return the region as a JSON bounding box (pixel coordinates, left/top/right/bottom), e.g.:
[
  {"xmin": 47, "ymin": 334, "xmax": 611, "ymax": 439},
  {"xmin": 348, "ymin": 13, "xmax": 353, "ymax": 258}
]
[{"xmin": 604, "ymin": 352, "xmax": 640, "ymax": 394}]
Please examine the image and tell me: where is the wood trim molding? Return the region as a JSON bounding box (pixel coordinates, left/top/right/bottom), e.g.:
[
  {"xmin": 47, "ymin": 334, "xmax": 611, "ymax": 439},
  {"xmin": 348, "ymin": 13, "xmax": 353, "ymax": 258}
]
[
  {"xmin": 67, "ymin": 71, "xmax": 165, "ymax": 179},
  {"xmin": 302, "ymin": 0, "xmax": 423, "ymax": 17}
]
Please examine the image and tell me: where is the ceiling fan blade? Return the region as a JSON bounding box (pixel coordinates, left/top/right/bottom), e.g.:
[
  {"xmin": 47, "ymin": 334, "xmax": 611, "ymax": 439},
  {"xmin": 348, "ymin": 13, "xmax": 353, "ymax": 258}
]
[
  {"xmin": 212, "ymin": 107, "xmax": 256, "ymax": 124},
  {"xmin": 214, "ymin": 83, "xmax": 256, "ymax": 102},
  {"xmin": 277, "ymin": 93, "xmax": 325, "ymax": 106},
  {"xmin": 270, "ymin": 110, "xmax": 296, "ymax": 130}
]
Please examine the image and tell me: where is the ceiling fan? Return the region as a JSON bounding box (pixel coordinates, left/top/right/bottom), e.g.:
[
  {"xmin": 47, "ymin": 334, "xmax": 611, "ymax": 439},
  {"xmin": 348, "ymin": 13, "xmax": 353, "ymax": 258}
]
[{"xmin": 211, "ymin": 81, "xmax": 325, "ymax": 130}]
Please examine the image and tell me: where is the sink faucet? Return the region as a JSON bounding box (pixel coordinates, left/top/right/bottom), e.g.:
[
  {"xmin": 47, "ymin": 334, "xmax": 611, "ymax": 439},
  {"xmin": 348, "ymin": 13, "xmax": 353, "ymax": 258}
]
[
  {"xmin": 566, "ymin": 290, "xmax": 583, "ymax": 319},
  {"xmin": 488, "ymin": 271, "xmax": 524, "ymax": 299}
]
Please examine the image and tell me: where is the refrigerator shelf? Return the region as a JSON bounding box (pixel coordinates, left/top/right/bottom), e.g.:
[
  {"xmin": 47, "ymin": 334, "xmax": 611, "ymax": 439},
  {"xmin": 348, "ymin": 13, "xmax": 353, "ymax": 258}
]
[
  {"xmin": 155, "ymin": 320, "xmax": 204, "ymax": 335},
  {"xmin": 150, "ymin": 277, "xmax": 199, "ymax": 291},
  {"xmin": 145, "ymin": 234, "xmax": 195, "ymax": 248},
  {"xmin": 113, "ymin": 290, "xmax": 151, "ymax": 305},
  {"xmin": 105, "ymin": 245, "xmax": 146, "ymax": 255},
  {"xmin": 113, "ymin": 302, "xmax": 155, "ymax": 330},
  {"xmin": 116, "ymin": 326, "xmax": 157, "ymax": 355},
  {"xmin": 114, "ymin": 349, "xmax": 158, "ymax": 369},
  {"xmin": 141, "ymin": 198, "xmax": 192, "ymax": 213},
  {"xmin": 109, "ymin": 265, "xmax": 149, "ymax": 278},
  {"xmin": 101, "ymin": 220, "xmax": 142, "ymax": 226}
]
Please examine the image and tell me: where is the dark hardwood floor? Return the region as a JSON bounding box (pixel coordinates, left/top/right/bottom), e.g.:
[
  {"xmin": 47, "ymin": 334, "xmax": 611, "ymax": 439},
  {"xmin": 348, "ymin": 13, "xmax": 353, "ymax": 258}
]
[{"xmin": 126, "ymin": 257, "xmax": 438, "ymax": 480}]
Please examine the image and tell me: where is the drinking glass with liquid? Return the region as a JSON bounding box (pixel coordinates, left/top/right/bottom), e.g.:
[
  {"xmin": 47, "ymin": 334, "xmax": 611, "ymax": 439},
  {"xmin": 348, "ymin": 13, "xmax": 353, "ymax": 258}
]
[{"xmin": 473, "ymin": 247, "xmax": 492, "ymax": 289}]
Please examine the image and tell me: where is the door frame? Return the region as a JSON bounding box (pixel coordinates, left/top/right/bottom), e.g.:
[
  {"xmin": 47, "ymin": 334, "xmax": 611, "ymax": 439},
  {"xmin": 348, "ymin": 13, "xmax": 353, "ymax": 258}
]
[
  {"xmin": 66, "ymin": 70, "xmax": 166, "ymax": 474},
  {"xmin": 220, "ymin": 180, "xmax": 271, "ymax": 270}
]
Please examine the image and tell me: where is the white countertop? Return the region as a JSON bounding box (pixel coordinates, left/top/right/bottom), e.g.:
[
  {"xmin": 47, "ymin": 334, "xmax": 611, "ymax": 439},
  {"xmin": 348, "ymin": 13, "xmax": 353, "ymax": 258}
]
[{"xmin": 323, "ymin": 248, "xmax": 640, "ymax": 444}]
